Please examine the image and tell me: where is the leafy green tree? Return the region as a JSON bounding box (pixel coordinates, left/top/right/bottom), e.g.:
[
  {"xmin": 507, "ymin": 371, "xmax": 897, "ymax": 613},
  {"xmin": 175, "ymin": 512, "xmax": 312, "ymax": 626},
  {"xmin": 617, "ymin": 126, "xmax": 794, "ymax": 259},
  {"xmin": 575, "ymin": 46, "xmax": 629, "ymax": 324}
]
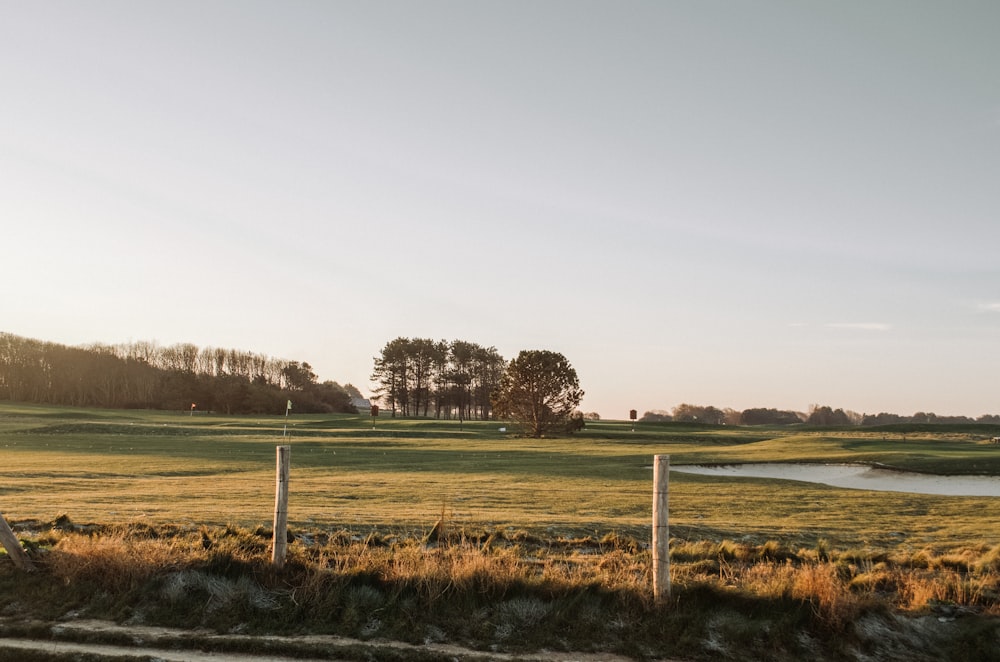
[
  {"xmin": 341, "ymin": 382, "xmax": 363, "ymax": 400},
  {"xmin": 565, "ymin": 410, "xmax": 586, "ymax": 434},
  {"xmin": 371, "ymin": 337, "xmax": 411, "ymax": 417},
  {"xmin": 861, "ymin": 412, "xmax": 905, "ymax": 426},
  {"xmin": 492, "ymin": 350, "xmax": 584, "ymax": 438},
  {"xmin": 639, "ymin": 410, "xmax": 673, "ymax": 423},
  {"xmin": 806, "ymin": 405, "xmax": 852, "ymax": 426},
  {"xmin": 281, "ymin": 361, "xmax": 318, "ymax": 391},
  {"xmin": 672, "ymin": 403, "xmax": 726, "ymax": 425},
  {"xmin": 309, "ymin": 381, "xmax": 358, "ymax": 414},
  {"xmin": 739, "ymin": 408, "xmax": 803, "ymax": 425}
]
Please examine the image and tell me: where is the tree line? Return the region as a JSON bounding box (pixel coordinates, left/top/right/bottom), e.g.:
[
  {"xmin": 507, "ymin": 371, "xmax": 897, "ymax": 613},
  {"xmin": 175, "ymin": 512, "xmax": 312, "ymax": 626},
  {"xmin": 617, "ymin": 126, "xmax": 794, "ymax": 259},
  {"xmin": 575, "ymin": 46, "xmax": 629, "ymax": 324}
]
[
  {"xmin": 371, "ymin": 337, "xmax": 506, "ymax": 419},
  {"xmin": 0, "ymin": 332, "xmax": 360, "ymax": 414},
  {"xmin": 640, "ymin": 403, "xmax": 1000, "ymax": 426},
  {"xmin": 371, "ymin": 339, "xmax": 587, "ymax": 437}
]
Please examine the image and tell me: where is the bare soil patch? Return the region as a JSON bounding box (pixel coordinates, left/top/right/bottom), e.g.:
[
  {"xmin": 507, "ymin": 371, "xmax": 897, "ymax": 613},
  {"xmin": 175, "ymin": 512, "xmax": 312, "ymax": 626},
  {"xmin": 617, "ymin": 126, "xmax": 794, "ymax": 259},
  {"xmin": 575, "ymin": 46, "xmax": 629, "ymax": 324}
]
[{"xmin": 1, "ymin": 619, "xmax": 649, "ymax": 662}]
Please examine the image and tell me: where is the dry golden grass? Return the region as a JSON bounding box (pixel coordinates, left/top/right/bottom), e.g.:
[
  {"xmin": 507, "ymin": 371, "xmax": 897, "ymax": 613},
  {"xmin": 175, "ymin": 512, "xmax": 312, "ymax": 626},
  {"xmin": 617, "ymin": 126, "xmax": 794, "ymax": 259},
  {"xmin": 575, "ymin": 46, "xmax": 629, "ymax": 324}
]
[
  {"xmin": 33, "ymin": 523, "xmax": 1000, "ymax": 628},
  {"xmin": 46, "ymin": 526, "xmax": 204, "ymax": 592},
  {"xmin": 2, "ymin": 520, "xmax": 996, "ymax": 661}
]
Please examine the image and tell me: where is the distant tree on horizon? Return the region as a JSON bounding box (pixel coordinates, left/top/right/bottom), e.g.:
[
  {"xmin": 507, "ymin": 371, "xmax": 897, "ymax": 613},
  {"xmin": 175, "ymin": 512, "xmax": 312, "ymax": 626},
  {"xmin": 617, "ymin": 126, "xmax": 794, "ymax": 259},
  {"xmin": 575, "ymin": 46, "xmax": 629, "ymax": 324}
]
[
  {"xmin": 672, "ymin": 403, "xmax": 727, "ymax": 425},
  {"xmin": 739, "ymin": 408, "xmax": 804, "ymax": 425},
  {"xmin": 0, "ymin": 332, "xmax": 357, "ymax": 415},
  {"xmin": 639, "ymin": 410, "xmax": 673, "ymax": 423},
  {"xmin": 860, "ymin": 412, "xmax": 906, "ymax": 426},
  {"xmin": 632, "ymin": 400, "xmax": 1000, "ymax": 428},
  {"xmin": 806, "ymin": 405, "xmax": 852, "ymax": 426}
]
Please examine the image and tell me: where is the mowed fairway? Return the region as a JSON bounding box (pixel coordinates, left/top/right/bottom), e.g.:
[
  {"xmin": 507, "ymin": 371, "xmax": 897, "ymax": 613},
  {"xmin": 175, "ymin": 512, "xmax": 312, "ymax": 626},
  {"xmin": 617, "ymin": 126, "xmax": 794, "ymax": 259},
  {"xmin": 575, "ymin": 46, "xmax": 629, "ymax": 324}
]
[{"xmin": 2, "ymin": 403, "xmax": 999, "ymax": 551}]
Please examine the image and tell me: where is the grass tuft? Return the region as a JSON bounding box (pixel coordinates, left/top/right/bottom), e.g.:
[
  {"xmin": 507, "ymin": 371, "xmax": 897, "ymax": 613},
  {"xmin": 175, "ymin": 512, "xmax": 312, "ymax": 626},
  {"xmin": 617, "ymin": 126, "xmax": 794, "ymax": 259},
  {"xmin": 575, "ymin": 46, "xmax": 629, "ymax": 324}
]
[{"xmin": 6, "ymin": 523, "xmax": 995, "ymax": 659}]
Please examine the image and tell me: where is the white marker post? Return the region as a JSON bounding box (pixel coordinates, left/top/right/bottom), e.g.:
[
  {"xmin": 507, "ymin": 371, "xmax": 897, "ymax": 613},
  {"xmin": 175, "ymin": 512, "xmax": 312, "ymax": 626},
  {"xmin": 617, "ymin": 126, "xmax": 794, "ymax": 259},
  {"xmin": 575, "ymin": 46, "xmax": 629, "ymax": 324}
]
[
  {"xmin": 272, "ymin": 445, "xmax": 291, "ymax": 569},
  {"xmin": 0, "ymin": 512, "xmax": 34, "ymax": 572},
  {"xmin": 283, "ymin": 400, "xmax": 292, "ymax": 437},
  {"xmin": 652, "ymin": 454, "xmax": 670, "ymax": 603}
]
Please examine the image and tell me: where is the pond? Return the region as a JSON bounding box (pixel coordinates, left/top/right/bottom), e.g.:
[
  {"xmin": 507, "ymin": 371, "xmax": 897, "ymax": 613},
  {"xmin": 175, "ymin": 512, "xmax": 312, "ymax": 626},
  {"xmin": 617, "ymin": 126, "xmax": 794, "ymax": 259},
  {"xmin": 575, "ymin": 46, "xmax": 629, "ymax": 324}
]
[{"xmin": 671, "ymin": 463, "xmax": 1000, "ymax": 497}]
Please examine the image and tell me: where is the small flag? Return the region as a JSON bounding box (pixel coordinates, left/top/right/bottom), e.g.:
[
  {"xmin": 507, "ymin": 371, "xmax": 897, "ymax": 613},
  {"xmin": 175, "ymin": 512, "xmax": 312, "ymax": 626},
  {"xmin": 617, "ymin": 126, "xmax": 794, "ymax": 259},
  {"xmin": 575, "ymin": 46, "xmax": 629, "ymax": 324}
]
[{"xmin": 286, "ymin": 400, "xmax": 292, "ymax": 411}]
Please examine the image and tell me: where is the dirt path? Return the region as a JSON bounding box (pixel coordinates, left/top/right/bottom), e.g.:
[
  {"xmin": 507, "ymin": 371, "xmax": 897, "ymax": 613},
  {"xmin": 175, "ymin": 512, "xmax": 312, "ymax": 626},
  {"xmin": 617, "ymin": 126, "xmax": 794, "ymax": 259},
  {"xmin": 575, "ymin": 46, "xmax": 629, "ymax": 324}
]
[
  {"xmin": 2, "ymin": 636, "xmax": 331, "ymax": 661},
  {"xmin": 0, "ymin": 619, "xmax": 650, "ymax": 662}
]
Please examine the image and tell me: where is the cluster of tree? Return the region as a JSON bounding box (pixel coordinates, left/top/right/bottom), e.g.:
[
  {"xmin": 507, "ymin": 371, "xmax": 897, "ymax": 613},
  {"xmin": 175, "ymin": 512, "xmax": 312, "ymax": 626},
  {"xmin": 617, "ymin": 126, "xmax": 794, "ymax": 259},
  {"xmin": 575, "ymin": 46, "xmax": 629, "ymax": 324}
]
[
  {"xmin": 638, "ymin": 409, "xmax": 673, "ymax": 423},
  {"xmin": 860, "ymin": 412, "xmax": 1000, "ymax": 426},
  {"xmin": 803, "ymin": 406, "xmax": 1000, "ymax": 426},
  {"xmin": 0, "ymin": 332, "xmax": 359, "ymax": 414},
  {"xmin": 640, "ymin": 404, "xmax": 743, "ymax": 425},
  {"xmin": 805, "ymin": 405, "xmax": 854, "ymax": 426},
  {"xmin": 739, "ymin": 408, "xmax": 806, "ymax": 425},
  {"xmin": 806, "ymin": 407, "xmax": 1000, "ymax": 426},
  {"xmin": 371, "ymin": 337, "xmax": 506, "ymax": 419},
  {"xmin": 371, "ymin": 340, "xmax": 587, "ymax": 438},
  {"xmin": 671, "ymin": 403, "xmax": 733, "ymax": 425},
  {"xmin": 640, "ymin": 402, "xmax": 1000, "ymax": 427}
]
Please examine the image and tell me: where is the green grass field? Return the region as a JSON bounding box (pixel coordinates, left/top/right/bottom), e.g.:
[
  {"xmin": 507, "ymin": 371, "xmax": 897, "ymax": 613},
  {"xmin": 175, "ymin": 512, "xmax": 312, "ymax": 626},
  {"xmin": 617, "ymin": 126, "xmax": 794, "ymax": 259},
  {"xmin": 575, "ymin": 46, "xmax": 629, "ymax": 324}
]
[
  {"xmin": 3, "ymin": 402, "xmax": 1000, "ymax": 661},
  {"xmin": 3, "ymin": 402, "xmax": 999, "ymax": 550}
]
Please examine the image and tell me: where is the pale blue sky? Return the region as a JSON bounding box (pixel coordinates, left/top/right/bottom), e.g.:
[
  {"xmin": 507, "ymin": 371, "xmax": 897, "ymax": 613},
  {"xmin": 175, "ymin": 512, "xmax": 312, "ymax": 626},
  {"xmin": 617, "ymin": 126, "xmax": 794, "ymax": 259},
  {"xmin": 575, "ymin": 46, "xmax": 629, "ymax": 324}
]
[{"xmin": 2, "ymin": 1, "xmax": 998, "ymax": 418}]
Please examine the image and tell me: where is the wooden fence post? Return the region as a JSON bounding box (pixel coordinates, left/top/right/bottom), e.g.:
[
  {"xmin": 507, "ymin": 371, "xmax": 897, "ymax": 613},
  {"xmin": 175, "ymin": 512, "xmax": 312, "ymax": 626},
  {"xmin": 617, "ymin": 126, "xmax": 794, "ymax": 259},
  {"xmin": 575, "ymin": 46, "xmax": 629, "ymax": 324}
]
[
  {"xmin": 272, "ymin": 445, "xmax": 291, "ymax": 569},
  {"xmin": 0, "ymin": 512, "xmax": 34, "ymax": 572},
  {"xmin": 652, "ymin": 455, "xmax": 670, "ymax": 602}
]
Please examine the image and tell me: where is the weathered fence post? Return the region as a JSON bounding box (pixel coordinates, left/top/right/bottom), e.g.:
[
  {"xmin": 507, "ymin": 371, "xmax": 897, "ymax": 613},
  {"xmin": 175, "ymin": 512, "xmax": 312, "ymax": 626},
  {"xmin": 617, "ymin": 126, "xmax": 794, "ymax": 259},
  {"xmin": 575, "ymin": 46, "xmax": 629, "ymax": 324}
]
[
  {"xmin": 652, "ymin": 455, "xmax": 670, "ymax": 602},
  {"xmin": 0, "ymin": 512, "xmax": 34, "ymax": 572},
  {"xmin": 272, "ymin": 445, "xmax": 291, "ymax": 569}
]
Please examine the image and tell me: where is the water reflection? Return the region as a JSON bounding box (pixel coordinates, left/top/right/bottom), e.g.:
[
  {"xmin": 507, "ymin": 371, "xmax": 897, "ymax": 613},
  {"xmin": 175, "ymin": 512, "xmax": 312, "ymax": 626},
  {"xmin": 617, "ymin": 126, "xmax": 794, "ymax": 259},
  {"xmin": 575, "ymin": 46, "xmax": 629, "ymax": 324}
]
[{"xmin": 672, "ymin": 463, "xmax": 1000, "ymax": 497}]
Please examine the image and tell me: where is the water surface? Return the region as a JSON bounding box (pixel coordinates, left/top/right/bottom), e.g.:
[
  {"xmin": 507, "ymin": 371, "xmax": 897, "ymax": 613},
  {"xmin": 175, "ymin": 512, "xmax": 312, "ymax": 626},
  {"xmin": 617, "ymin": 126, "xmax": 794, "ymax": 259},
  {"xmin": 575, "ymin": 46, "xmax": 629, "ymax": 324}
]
[{"xmin": 672, "ymin": 463, "xmax": 1000, "ymax": 497}]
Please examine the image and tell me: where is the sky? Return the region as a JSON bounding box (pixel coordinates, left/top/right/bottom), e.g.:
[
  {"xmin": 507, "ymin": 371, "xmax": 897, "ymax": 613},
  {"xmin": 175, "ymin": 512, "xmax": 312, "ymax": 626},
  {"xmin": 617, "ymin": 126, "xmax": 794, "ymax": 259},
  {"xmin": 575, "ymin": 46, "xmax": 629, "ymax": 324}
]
[{"xmin": 2, "ymin": 1, "xmax": 999, "ymax": 419}]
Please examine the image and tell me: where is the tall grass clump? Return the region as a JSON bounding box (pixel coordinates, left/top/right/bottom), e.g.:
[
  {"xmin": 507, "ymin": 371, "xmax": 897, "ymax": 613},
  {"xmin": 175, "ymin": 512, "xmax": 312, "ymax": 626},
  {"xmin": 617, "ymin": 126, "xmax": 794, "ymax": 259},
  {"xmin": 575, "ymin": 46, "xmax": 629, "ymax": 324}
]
[
  {"xmin": 3, "ymin": 522, "xmax": 997, "ymax": 660},
  {"xmin": 47, "ymin": 524, "xmax": 203, "ymax": 593}
]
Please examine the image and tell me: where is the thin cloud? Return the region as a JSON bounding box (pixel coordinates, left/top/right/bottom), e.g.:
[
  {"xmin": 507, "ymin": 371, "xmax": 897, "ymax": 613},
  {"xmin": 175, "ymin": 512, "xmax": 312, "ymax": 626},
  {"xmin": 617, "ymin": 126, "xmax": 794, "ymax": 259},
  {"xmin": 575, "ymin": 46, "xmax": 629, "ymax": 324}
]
[
  {"xmin": 977, "ymin": 302, "xmax": 1000, "ymax": 313},
  {"xmin": 825, "ymin": 323, "xmax": 891, "ymax": 331}
]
